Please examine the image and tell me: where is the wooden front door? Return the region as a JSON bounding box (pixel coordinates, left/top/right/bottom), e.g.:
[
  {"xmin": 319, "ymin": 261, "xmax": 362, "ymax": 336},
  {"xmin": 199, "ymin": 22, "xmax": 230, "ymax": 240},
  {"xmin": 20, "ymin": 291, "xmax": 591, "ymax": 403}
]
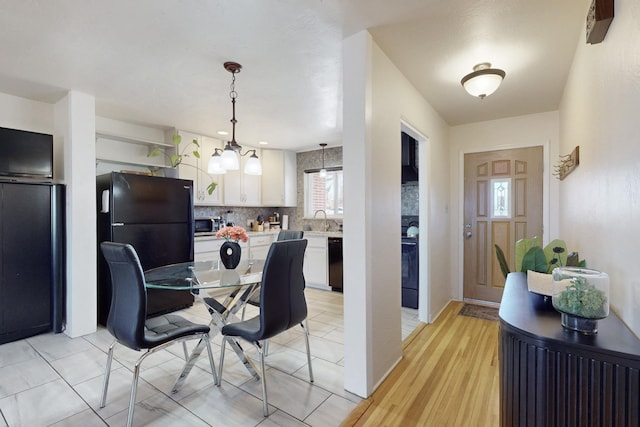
[{"xmin": 463, "ymin": 147, "xmax": 543, "ymax": 303}]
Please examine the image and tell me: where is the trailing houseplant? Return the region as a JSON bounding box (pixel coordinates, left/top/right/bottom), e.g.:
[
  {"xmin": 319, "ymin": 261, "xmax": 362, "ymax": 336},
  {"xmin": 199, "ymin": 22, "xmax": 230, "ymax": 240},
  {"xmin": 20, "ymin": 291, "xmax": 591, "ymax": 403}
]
[{"xmin": 148, "ymin": 133, "xmax": 217, "ymax": 195}]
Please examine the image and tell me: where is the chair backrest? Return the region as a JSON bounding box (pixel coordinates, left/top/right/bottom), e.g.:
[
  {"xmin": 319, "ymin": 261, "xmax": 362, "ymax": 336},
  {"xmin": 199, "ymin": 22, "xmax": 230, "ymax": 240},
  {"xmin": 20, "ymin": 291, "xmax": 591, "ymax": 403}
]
[
  {"xmin": 258, "ymin": 239, "xmax": 308, "ymax": 340},
  {"xmin": 277, "ymin": 230, "xmax": 304, "ymax": 241},
  {"xmin": 100, "ymin": 242, "xmax": 147, "ymax": 350}
]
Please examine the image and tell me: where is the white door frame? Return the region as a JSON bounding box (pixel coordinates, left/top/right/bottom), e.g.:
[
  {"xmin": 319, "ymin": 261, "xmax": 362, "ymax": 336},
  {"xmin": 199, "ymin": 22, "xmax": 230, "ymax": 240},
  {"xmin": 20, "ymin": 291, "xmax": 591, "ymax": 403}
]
[{"xmin": 401, "ymin": 121, "xmax": 430, "ymax": 323}]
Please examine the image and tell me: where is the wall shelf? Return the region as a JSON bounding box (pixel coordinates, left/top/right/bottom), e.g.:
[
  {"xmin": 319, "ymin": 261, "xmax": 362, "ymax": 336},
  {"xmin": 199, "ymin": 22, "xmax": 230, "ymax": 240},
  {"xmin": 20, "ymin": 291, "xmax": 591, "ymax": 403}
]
[{"xmin": 96, "ymin": 132, "xmax": 173, "ymax": 148}]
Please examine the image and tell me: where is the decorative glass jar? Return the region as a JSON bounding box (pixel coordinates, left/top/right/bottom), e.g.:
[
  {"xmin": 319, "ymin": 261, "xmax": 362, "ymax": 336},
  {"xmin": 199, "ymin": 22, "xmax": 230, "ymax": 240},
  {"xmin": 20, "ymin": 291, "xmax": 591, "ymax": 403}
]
[{"xmin": 552, "ymin": 267, "xmax": 609, "ymax": 334}]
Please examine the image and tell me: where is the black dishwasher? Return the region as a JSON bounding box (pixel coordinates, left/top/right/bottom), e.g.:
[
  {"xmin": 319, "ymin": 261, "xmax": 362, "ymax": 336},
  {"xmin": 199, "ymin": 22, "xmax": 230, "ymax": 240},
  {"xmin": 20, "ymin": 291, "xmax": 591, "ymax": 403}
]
[{"xmin": 328, "ymin": 237, "xmax": 343, "ymax": 292}]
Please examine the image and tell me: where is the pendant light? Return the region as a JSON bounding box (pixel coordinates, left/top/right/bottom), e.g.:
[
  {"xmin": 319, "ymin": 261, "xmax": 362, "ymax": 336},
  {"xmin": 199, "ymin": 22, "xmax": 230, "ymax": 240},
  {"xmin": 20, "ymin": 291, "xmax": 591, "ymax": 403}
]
[
  {"xmin": 461, "ymin": 62, "xmax": 506, "ymax": 99},
  {"xmin": 319, "ymin": 143, "xmax": 327, "ymax": 177},
  {"xmin": 207, "ymin": 61, "xmax": 262, "ymax": 175}
]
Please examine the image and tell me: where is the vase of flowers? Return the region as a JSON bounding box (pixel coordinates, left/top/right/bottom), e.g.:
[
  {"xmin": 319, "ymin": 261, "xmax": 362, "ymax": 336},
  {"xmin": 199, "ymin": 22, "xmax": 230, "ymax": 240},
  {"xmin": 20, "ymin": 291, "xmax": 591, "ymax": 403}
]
[{"xmin": 216, "ymin": 226, "xmax": 249, "ymax": 269}]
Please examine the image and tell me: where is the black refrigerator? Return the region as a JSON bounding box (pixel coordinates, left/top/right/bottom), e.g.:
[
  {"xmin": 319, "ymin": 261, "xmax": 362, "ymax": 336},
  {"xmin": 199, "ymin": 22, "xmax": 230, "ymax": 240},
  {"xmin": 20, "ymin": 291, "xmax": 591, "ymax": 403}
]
[{"xmin": 97, "ymin": 172, "xmax": 194, "ymax": 325}]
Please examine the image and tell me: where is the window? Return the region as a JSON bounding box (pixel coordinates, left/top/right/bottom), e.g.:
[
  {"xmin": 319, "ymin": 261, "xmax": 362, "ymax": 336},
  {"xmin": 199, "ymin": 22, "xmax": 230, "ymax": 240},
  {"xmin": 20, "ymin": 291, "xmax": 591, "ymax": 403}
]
[
  {"xmin": 304, "ymin": 169, "xmax": 343, "ymax": 218},
  {"xmin": 491, "ymin": 178, "xmax": 511, "ymax": 218}
]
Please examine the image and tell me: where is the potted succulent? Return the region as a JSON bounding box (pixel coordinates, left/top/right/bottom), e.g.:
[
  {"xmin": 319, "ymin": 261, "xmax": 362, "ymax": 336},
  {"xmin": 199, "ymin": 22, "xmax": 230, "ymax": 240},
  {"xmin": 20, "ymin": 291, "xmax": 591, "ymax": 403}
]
[
  {"xmin": 148, "ymin": 133, "xmax": 217, "ymax": 195},
  {"xmin": 552, "ymin": 267, "xmax": 609, "ymax": 334}
]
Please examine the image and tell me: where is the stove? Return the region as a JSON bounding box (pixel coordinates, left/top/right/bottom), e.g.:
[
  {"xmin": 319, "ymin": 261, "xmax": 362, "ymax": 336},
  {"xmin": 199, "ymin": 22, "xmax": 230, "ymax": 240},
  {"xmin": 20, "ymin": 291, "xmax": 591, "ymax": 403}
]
[{"xmin": 401, "ymin": 216, "xmax": 419, "ymax": 308}]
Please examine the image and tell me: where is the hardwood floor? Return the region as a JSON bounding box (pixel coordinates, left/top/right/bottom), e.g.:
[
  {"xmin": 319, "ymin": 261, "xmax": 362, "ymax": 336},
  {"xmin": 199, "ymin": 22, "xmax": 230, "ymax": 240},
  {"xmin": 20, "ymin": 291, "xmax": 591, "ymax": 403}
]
[{"xmin": 341, "ymin": 301, "xmax": 500, "ymax": 427}]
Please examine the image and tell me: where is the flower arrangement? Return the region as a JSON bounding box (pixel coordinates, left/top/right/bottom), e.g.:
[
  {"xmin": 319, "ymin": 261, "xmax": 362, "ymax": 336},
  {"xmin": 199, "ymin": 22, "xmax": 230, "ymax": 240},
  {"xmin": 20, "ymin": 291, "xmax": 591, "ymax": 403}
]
[{"xmin": 216, "ymin": 225, "xmax": 249, "ymax": 243}]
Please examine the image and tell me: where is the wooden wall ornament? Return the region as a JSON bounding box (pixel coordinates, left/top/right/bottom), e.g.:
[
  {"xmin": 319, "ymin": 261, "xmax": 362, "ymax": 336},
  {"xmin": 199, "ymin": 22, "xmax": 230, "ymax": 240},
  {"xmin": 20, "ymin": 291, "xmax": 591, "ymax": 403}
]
[
  {"xmin": 586, "ymin": 0, "xmax": 614, "ymax": 44},
  {"xmin": 554, "ymin": 146, "xmax": 580, "ymax": 180}
]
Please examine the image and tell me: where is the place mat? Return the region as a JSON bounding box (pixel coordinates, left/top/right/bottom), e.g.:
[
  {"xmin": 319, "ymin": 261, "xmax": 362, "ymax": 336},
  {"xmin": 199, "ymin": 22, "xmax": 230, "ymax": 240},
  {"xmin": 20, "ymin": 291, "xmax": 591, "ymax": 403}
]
[{"xmin": 458, "ymin": 304, "xmax": 500, "ymax": 322}]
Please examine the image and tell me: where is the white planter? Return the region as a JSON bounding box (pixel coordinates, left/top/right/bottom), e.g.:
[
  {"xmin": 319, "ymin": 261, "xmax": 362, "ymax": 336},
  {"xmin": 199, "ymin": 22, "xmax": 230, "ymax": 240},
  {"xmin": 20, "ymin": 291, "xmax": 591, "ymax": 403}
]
[{"xmin": 526, "ymin": 270, "xmax": 553, "ymax": 296}]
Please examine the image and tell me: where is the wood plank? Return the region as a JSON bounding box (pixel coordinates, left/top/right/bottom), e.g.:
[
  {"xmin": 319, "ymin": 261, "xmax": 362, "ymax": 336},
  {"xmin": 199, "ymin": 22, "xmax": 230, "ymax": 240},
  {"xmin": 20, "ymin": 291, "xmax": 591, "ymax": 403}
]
[{"xmin": 341, "ymin": 301, "xmax": 499, "ymax": 427}]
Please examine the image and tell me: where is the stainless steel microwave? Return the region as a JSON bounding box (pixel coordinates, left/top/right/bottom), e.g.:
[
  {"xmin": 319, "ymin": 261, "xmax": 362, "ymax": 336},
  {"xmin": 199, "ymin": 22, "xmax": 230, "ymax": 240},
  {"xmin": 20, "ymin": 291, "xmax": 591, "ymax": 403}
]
[{"xmin": 194, "ymin": 218, "xmax": 216, "ymax": 234}]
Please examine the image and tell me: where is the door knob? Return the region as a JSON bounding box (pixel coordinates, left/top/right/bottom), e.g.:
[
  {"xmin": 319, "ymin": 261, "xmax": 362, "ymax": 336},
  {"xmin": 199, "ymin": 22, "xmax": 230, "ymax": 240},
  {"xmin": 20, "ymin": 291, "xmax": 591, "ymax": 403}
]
[{"xmin": 465, "ymin": 231, "xmax": 472, "ymax": 239}]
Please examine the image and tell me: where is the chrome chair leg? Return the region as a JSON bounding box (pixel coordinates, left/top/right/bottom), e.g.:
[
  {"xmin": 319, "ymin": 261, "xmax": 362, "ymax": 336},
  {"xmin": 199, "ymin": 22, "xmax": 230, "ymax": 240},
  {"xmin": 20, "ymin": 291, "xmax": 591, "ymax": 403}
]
[
  {"xmin": 182, "ymin": 341, "xmax": 188, "ymax": 360},
  {"xmin": 100, "ymin": 340, "xmax": 117, "ymax": 408},
  {"xmin": 301, "ymin": 321, "xmax": 314, "ymax": 382},
  {"xmin": 257, "ymin": 343, "xmax": 268, "ymax": 417},
  {"xmin": 218, "ymin": 337, "xmax": 227, "ymax": 386}
]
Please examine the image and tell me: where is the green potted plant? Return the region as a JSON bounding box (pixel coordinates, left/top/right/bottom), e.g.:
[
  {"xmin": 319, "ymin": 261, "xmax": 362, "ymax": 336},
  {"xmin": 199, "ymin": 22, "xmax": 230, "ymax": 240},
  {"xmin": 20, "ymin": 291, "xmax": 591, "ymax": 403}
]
[
  {"xmin": 148, "ymin": 134, "xmax": 217, "ymax": 195},
  {"xmin": 495, "ymin": 237, "xmax": 586, "ymax": 295}
]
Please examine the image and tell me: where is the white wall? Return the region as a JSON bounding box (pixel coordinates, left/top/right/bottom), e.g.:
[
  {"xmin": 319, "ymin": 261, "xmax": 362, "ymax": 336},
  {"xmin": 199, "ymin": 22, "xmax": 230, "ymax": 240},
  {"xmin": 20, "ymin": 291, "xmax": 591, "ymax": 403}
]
[
  {"xmin": 0, "ymin": 93, "xmax": 53, "ymax": 134},
  {"xmin": 342, "ymin": 31, "xmax": 450, "ymax": 397},
  {"xmin": 449, "ymin": 111, "xmax": 560, "ymax": 299},
  {"xmin": 558, "ymin": 0, "xmax": 640, "ymax": 336}
]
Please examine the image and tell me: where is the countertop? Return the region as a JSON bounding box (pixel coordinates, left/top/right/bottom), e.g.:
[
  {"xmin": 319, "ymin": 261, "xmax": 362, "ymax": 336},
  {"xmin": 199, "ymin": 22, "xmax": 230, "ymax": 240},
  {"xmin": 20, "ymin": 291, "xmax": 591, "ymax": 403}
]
[{"xmin": 195, "ymin": 230, "xmax": 342, "ymax": 240}]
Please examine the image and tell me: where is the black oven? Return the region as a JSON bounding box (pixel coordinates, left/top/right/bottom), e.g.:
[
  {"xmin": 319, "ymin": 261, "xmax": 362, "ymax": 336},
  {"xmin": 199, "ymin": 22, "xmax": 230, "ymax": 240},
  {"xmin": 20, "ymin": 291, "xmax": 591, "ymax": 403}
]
[{"xmin": 401, "ymin": 236, "xmax": 419, "ymax": 309}]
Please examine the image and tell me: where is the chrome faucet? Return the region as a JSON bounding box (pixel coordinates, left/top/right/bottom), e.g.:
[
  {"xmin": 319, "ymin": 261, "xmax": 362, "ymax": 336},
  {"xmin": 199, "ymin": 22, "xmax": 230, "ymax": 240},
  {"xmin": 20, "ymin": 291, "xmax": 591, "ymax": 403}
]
[{"xmin": 313, "ymin": 209, "xmax": 328, "ymax": 231}]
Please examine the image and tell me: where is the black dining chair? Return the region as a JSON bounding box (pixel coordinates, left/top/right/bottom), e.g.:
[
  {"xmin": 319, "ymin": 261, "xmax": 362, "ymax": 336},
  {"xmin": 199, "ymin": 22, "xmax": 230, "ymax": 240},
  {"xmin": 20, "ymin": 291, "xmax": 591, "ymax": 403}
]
[
  {"xmin": 240, "ymin": 230, "xmax": 305, "ymax": 310},
  {"xmin": 203, "ymin": 230, "xmax": 305, "ymax": 320},
  {"xmin": 99, "ymin": 242, "xmax": 218, "ymax": 427},
  {"xmin": 217, "ymin": 238, "xmax": 313, "ymax": 417}
]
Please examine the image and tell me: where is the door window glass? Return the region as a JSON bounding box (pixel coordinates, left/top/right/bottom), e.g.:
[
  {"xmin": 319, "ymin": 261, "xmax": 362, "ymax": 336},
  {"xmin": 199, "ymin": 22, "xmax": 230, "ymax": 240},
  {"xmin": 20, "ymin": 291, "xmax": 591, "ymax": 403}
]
[{"xmin": 491, "ymin": 178, "xmax": 511, "ymax": 218}]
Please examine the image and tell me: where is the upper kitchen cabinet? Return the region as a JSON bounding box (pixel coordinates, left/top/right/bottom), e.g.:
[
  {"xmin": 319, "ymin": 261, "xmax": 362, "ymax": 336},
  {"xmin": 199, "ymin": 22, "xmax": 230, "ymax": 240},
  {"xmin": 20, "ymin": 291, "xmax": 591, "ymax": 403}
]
[
  {"xmin": 223, "ymin": 146, "xmax": 261, "ymax": 206},
  {"xmin": 170, "ymin": 130, "xmax": 223, "ymax": 205},
  {"xmin": 261, "ymin": 149, "xmax": 297, "ymax": 207}
]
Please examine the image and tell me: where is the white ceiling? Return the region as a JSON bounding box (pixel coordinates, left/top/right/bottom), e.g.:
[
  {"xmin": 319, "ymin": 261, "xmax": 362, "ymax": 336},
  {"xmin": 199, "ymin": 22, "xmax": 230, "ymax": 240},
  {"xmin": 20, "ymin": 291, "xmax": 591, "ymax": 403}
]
[{"xmin": 0, "ymin": 0, "xmax": 589, "ymax": 151}]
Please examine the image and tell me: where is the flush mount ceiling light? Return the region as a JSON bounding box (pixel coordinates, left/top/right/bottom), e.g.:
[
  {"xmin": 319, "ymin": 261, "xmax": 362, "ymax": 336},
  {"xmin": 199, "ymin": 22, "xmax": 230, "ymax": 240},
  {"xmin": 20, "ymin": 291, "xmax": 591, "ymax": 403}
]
[
  {"xmin": 208, "ymin": 61, "xmax": 262, "ymax": 176},
  {"xmin": 460, "ymin": 62, "xmax": 506, "ymax": 99}
]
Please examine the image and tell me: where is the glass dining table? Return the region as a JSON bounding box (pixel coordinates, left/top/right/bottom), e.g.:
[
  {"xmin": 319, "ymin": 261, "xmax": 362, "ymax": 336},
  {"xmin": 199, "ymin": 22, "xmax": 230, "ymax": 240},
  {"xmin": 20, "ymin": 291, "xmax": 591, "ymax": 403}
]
[{"xmin": 144, "ymin": 259, "xmax": 265, "ymax": 390}]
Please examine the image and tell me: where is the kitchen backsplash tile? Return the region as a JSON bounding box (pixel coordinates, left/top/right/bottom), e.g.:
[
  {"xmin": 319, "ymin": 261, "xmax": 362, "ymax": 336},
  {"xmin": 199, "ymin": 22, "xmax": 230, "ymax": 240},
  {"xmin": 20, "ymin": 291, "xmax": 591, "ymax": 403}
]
[{"xmin": 194, "ymin": 206, "xmax": 298, "ymax": 230}]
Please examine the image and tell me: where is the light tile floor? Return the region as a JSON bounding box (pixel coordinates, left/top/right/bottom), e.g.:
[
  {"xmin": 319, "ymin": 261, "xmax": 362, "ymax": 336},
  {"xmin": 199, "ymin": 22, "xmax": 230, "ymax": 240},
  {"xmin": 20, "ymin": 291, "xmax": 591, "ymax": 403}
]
[{"xmin": 0, "ymin": 288, "xmax": 420, "ymax": 426}]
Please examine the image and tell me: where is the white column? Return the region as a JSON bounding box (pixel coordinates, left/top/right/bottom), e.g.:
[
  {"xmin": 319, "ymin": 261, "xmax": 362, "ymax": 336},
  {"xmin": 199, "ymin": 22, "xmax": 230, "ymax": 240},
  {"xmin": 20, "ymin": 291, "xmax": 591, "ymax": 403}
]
[
  {"xmin": 55, "ymin": 91, "xmax": 97, "ymax": 337},
  {"xmin": 342, "ymin": 31, "xmax": 374, "ymax": 397}
]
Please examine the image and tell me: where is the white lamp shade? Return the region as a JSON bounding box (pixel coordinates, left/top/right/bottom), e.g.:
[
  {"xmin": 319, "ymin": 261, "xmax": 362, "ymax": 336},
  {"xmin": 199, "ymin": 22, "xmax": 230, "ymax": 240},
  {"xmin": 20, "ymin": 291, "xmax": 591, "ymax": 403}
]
[
  {"xmin": 207, "ymin": 154, "xmax": 226, "ymax": 174},
  {"xmin": 462, "ymin": 73, "xmax": 503, "ymax": 98},
  {"xmin": 221, "ymin": 148, "xmax": 240, "ymax": 170},
  {"xmin": 319, "ymin": 168, "xmax": 327, "ymax": 177},
  {"xmin": 461, "ymin": 64, "xmax": 505, "ymax": 99},
  {"xmin": 244, "ymin": 154, "xmax": 262, "ymax": 175}
]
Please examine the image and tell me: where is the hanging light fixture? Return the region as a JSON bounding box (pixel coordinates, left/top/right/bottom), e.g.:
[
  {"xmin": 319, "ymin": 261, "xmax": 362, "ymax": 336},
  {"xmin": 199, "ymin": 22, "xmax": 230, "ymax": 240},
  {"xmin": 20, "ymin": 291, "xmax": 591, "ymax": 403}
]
[
  {"xmin": 319, "ymin": 143, "xmax": 327, "ymax": 177},
  {"xmin": 460, "ymin": 62, "xmax": 506, "ymax": 99},
  {"xmin": 207, "ymin": 61, "xmax": 262, "ymax": 176}
]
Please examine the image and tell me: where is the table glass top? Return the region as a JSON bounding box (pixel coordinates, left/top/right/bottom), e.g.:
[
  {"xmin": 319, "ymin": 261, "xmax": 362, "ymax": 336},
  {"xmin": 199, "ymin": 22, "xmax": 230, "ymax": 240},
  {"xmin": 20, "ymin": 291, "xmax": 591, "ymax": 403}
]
[{"xmin": 144, "ymin": 259, "xmax": 265, "ymax": 290}]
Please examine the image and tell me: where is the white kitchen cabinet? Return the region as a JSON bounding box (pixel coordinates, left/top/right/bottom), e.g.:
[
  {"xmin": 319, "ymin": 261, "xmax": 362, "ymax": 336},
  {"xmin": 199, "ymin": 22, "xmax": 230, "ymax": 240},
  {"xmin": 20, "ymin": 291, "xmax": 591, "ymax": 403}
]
[
  {"xmin": 194, "ymin": 237, "xmax": 249, "ymax": 263},
  {"xmin": 303, "ymin": 236, "xmax": 329, "ymax": 290},
  {"xmin": 194, "ymin": 238, "xmax": 223, "ymax": 262},
  {"xmin": 249, "ymin": 234, "xmax": 275, "ymax": 261},
  {"xmin": 172, "ymin": 130, "xmax": 223, "ymax": 205},
  {"xmin": 261, "ymin": 149, "xmax": 297, "ymax": 207},
  {"xmin": 223, "ymin": 146, "xmax": 261, "ymax": 206}
]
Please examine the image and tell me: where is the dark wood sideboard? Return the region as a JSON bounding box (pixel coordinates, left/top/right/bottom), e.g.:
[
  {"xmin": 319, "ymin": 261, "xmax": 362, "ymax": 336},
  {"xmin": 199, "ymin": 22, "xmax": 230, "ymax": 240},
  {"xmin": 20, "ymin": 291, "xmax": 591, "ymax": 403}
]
[{"xmin": 499, "ymin": 273, "xmax": 640, "ymax": 427}]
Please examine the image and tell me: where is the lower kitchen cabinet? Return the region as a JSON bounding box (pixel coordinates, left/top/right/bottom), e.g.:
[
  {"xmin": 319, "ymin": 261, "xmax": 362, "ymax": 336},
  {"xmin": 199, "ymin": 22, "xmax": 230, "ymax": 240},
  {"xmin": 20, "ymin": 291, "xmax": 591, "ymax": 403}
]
[
  {"xmin": 248, "ymin": 234, "xmax": 274, "ymax": 260},
  {"xmin": 304, "ymin": 236, "xmax": 329, "ymax": 290},
  {"xmin": 194, "ymin": 235, "xmax": 255, "ymax": 264},
  {"xmin": 0, "ymin": 182, "xmax": 65, "ymax": 344},
  {"xmin": 194, "ymin": 238, "xmax": 224, "ymax": 262}
]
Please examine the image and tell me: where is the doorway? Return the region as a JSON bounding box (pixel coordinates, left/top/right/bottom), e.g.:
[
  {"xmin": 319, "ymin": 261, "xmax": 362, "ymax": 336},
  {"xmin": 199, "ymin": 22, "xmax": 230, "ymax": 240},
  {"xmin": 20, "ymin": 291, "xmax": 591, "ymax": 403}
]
[
  {"xmin": 400, "ymin": 123, "xmax": 429, "ymax": 328},
  {"xmin": 463, "ymin": 146, "xmax": 543, "ymax": 303}
]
